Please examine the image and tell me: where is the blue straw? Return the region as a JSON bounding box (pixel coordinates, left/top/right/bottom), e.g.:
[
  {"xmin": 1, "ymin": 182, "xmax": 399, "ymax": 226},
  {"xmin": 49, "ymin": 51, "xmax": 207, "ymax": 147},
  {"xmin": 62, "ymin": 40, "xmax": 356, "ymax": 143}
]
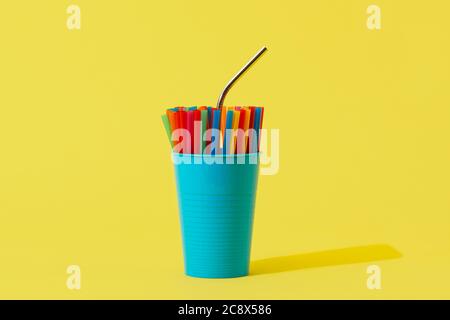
[
  {"xmin": 211, "ymin": 109, "xmax": 221, "ymax": 155},
  {"xmin": 253, "ymin": 107, "xmax": 262, "ymax": 152},
  {"xmin": 207, "ymin": 107, "xmax": 212, "ymax": 128},
  {"xmin": 224, "ymin": 110, "xmax": 234, "ymax": 155}
]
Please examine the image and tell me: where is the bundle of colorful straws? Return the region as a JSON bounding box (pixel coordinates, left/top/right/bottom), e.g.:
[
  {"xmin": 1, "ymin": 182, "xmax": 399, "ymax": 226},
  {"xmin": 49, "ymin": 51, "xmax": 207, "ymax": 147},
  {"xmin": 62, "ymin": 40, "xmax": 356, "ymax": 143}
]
[{"xmin": 161, "ymin": 106, "xmax": 264, "ymax": 155}]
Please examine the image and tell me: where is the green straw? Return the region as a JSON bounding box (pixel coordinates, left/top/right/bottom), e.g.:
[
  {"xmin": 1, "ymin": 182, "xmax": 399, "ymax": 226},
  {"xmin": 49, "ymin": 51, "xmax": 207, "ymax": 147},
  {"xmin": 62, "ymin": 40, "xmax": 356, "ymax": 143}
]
[
  {"xmin": 201, "ymin": 109, "xmax": 207, "ymax": 153},
  {"xmin": 161, "ymin": 114, "xmax": 172, "ymax": 146}
]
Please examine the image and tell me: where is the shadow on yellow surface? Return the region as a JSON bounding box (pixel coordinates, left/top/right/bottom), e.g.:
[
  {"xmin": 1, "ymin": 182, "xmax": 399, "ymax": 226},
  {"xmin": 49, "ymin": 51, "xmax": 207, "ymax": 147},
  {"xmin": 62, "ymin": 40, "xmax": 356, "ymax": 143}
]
[{"xmin": 250, "ymin": 244, "xmax": 402, "ymax": 275}]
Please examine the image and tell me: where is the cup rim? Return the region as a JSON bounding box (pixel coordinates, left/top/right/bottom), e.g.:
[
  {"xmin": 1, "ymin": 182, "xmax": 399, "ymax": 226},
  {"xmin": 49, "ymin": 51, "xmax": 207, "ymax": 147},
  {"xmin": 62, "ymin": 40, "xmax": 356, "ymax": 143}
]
[{"xmin": 172, "ymin": 152, "xmax": 260, "ymax": 158}]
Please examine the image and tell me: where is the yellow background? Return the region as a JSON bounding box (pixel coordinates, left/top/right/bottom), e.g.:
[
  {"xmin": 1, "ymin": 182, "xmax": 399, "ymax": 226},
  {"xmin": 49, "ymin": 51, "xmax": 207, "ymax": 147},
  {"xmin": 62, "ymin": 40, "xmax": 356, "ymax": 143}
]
[{"xmin": 1, "ymin": 0, "xmax": 449, "ymax": 299}]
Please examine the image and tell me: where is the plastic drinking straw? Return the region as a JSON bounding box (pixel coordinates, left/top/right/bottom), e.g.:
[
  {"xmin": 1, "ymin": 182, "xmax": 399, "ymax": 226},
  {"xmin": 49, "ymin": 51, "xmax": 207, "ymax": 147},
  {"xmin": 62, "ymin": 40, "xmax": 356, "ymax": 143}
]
[
  {"xmin": 254, "ymin": 107, "xmax": 262, "ymax": 152},
  {"xmin": 260, "ymin": 107, "xmax": 264, "ymax": 125},
  {"xmin": 223, "ymin": 110, "xmax": 234, "ymax": 155},
  {"xmin": 173, "ymin": 109, "xmax": 180, "ymax": 131},
  {"xmin": 201, "ymin": 109, "xmax": 207, "ymax": 153},
  {"xmin": 231, "ymin": 109, "xmax": 240, "ymax": 154},
  {"xmin": 194, "ymin": 109, "xmax": 201, "ymax": 154},
  {"xmin": 238, "ymin": 109, "xmax": 246, "ymax": 129},
  {"xmin": 258, "ymin": 107, "xmax": 264, "ymax": 151},
  {"xmin": 242, "ymin": 107, "xmax": 251, "ymax": 151},
  {"xmin": 237, "ymin": 108, "xmax": 247, "ymax": 153},
  {"xmin": 179, "ymin": 110, "xmax": 187, "ymax": 129},
  {"xmin": 232, "ymin": 108, "xmax": 240, "ymax": 128},
  {"xmin": 247, "ymin": 107, "xmax": 256, "ymax": 153},
  {"xmin": 161, "ymin": 114, "xmax": 172, "ymax": 144},
  {"xmin": 179, "ymin": 110, "xmax": 187, "ymax": 154},
  {"xmin": 166, "ymin": 109, "xmax": 176, "ymax": 146},
  {"xmin": 207, "ymin": 107, "xmax": 212, "ymax": 130},
  {"xmin": 166, "ymin": 109, "xmax": 176, "ymax": 131},
  {"xmin": 211, "ymin": 109, "xmax": 221, "ymax": 155},
  {"xmin": 220, "ymin": 106, "xmax": 229, "ymax": 145},
  {"xmin": 170, "ymin": 109, "xmax": 180, "ymax": 148},
  {"xmin": 178, "ymin": 110, "xmax": 183, "ymax": 130},
  {"xmin": 187, "ymin": 110, "xmax": 194, "ymax": 153},
  {"xmin": 205, "ymin": 107, "xmax": 213, "ymax": 149},
  {"xmin": 249, "ymin": 107, "xmax": 256, "ymax": 129}
]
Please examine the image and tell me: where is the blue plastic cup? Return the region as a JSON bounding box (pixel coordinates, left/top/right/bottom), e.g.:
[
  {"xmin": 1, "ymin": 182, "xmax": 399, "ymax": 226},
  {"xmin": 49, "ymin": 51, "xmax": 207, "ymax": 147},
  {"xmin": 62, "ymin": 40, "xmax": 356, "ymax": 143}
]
[{"xmin": 172, "ymin": 152, "xmax": 260, "ymax": 278}]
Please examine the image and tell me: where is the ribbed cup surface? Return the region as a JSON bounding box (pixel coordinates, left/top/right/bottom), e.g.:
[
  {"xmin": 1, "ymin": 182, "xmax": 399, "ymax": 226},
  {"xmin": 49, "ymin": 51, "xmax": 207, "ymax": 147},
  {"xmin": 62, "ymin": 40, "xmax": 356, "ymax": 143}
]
[{"xmin": 173, "ymin": 153, "xmax": 259, "ymax": 278}]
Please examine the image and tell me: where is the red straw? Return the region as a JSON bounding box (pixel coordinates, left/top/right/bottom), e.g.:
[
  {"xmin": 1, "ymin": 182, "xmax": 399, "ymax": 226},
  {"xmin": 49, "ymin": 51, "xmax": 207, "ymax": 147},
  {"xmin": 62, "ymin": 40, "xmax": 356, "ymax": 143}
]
[
  {"xmin": 179, "ymin": 110, "xmax": 187, "ymax": 154},
  {"xmin": 193, "ymin": 109, "xmax": 201, "ymax": 154},
  {"xmin": 247, "ymin": 107, "xmax": 256, "ymax": 153}
]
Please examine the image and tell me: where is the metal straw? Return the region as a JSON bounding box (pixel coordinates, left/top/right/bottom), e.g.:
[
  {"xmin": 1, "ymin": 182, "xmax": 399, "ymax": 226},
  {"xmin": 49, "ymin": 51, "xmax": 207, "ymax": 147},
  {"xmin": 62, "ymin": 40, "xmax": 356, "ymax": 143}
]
[{"xmin": 216, "ymin": 47, "xmax": 268, "ymax": 109}]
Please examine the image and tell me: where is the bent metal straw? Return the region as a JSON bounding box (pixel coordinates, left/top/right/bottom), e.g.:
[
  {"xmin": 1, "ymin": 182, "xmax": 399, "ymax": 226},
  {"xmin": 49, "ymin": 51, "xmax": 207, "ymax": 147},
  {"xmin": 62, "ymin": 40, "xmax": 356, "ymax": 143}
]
[
  {"xmin": 161, "ymin": 47, "xmax": 268, "ymax": 155},
  {"xmin": 216, "ymin": 47, "xmax": 267, "ymax": 110}
]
